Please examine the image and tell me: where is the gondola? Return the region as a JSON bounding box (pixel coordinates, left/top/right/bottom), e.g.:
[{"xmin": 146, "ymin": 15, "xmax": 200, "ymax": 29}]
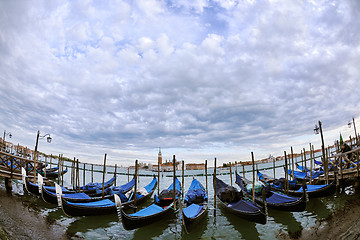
[
  {"xmin": 38, "ymin": 166, "xmax": 59, "ymax": 175},
  {"xmin": 41, "ymin": 175, "xmax": 135, "ymax": 204},
  {"xmin": 182, "ymin": 178, "xmax": 208, "ymax": 229},
  {"xmin": 214, "ymin": 176, "xmax": 266, "ymax": 224},
  {"xmin": 258, "ymin": 171, "xmax": 336, "ymax": 198},
  {"xmin": 44, "ymin": 168, "xmax": 68, "ymax": 178},
  {"xmin": 235, "ymin": 172, "xmax": 306, "ymax": 212},
  {"xmin": 115, "ymin": 177, "xmax": 181, "ymax": 230},
  {"xmin": 58, "ymin": 177, "xmax": 157, "ymax": 216},
  {"xmin": 286, "ymin": 167, "xmax": 323, "ymax": 180},
  {"xmin": 23, "ymin": 166, "xmax": 117, "ymax": 196}
]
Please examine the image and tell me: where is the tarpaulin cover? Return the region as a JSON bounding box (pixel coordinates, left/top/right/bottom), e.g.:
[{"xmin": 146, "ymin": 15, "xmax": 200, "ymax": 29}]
[
  {"xmin": 67, "ymin": 199, "xmax": 115, "ymax": 207},
  {"xmin": 267, "ymin": 192, "xmax": 299, "ymax": 204},
  {"xmin": 296, "ymin": 184, "xmax": 328, "ymax": 193},
  {"xmin": 183, "ymin": 204, "xmax": 202, "ymax": 219},
  {"xmin": 229, "ymin": 199, "xmax": 259, "ymax": 212},
  {"xmin": 129, "ymin": 203, "xmax": 164, "ymax": 217},
  {"xmin": 184, "ymin": 178, "xmax": 207, "ymax": 204}
]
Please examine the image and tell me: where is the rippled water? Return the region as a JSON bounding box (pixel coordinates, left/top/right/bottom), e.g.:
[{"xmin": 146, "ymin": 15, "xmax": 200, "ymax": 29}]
[{"xmin": 9, "ymin": 160, "xmax": 360, "ymax": 240}]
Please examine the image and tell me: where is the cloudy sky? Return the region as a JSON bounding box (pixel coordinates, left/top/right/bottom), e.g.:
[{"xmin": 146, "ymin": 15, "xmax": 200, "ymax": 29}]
[{"xmin": 1, "ymin": 0, "xmax": 359, "ymax": 166}]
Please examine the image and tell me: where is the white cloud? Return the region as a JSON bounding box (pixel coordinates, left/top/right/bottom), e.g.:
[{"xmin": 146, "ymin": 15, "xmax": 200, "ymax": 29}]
[{"xmin": 0, "ymin": 0, "xmax": 359, "ymax": 166}]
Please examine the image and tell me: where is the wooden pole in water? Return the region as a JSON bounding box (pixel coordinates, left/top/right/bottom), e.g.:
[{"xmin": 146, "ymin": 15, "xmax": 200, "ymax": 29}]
[
  {"xmin": 205, "ymin": 160, "xmax": 208, "ymax": 193},
  {"xmin": 301, "ymin": 150, "xmax": 304, "ymax": 170},
  {"xmin": 134, "ymin": 160, "xmax": 138, "ymax": 206},
  {"xmin": 72, "ymin": 157, "xmax": 75, "ymax": 190},
  {"xmin": 83, "ymin": 163, "xmax": 86, "ymax": 186},
  {"xmin": 61, "ymin": 154, "xmax": 64, "ymax": 186},
  {"xmin": 50, "ymin": 154, "xmax": 52, "ymax": 169},
  {"xmin": 243, "ymin": 164, "xmax": 245, "ymax": 178},
  {"xmin": 44, "ymin": 156, "xmax": 47, "ymax": 178},
  {"xmin": 229, "ymin": 162, "xmax": 232, "ymax": 187},
  {"xmin": 310, "ymin": 143, "xmax": 313, "ymax": 183},
  {"xmin": 182, "ymin": 160, "xmax": 184, "ymax": 198},
  {"xmin": 284, "ymin": 151, "xmax": 288, "ymax": 194},
  {"xmin": 57, "ymin": 154, "xmax": 61, "ymax": 184},
  {"xmin": 318, "ymin": 121, "xmax": 328, "ymax": 184},
  {"xmin": 157, "ymin": 157, "xmax": 160, "ymax": 195},
  {"xmin": 214, "ymin": 157, "xmax": 217, "ymax": 209},
  {"xmin": 77, "ymin": 159, "xmax": 80, "ymax": 192},
  {"xmin": 291, "ymin": 147, "xmax": 295, "ymax": 180},
  {"xmin": 33, "ymin": 131, "xmax": 40, "ymax": 183},
  {"xmin": 251, "ymin": 152, "xmax": 255, "ymax": 202},
  {"xmin": 114, "ymin": 164, "xmax": 117, "ymax": 186},
  {"xmin": 173, "ymin": 155, "xmax": 176, "ymax": 209},
  {"xmin": 273, "ymin": 157, "xmax": 276, "ymax": 179},
  {"xmin": 91, "ymin": 164, "xmax": 94, "ymax": 183},
  {"xmin": 102, "ymin": 153, "xmax": 107, "ymax": 199},
  {"xmin": 303, "ymin": 148, "xmax": 307, "ymax": 179},
  {"xmin": 128, "ymin": 167, "xmax": 130, "ymax": 182}
]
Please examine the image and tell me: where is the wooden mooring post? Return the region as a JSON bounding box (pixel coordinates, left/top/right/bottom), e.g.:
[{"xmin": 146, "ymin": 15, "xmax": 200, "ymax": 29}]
[
  {"xmin": 114, "ymin": 164, "xmax": 117, "ymax": 186},
  {"xmin": 205, "ymin": 160, "xmax": 208, "ymax": 193},
  {"xmin": 101, "ymin": 153, "xmax": 107, "ymax": 199},
  {"xmin": 214, "ymin": 157, "xmax": 217, "ymax": 209},
  {"xmin": 251, "ymin": 152, "xmax": 255, "ymax": 202},
  {"xmin": 182, "ymin": 160, "xmax": 184, "ymax": 198},
  {"xmin": 134, "ymin": 160, "xmax": 138, "ymax": 207},
  {"xmin": 229, "ymin": 162, "xmax": 232, "ymax": 187},
  {"xmin": 172, "ymin": 155, "xmax": 176, "ymax": 209},
  {"xmin": 291, "ymin": 147, "xmax": 295, "ymax": 180}
]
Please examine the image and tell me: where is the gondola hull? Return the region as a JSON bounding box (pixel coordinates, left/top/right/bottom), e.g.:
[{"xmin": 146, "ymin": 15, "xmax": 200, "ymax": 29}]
[
  {"xmin": 117, "ymin": 177, "xmax": 181, "ymax": 230},
  {"xmin": 120, "ymin": 204, "xmax": 176, "ymax": 230},
  {"xmin": 183, "ymin": 204, "xmax": 208, "ymax": 228},
  {"xmin": 182, "ymin": 178, "xmax": 209, "ymax": 229},
  {"xmin": 61, "ymin": 180, "xmax": 157, "ymax": 217},
  {"xmin": 258, "ymin": 171, "xmax": 336, "ymax": 198},
  {"xmin": 217, "ymin": 198, "xmax": 267, "ymax": 224},
  {"xmin": 214, "ymin": 177, "xmax": 266, "ymax": 224},
  {"xmin": 235, "ymin": 173, "xmax": 306, "ymax": 212}
]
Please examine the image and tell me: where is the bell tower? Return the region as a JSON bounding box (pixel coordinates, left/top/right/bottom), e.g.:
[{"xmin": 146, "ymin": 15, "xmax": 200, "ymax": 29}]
[{"xmin": 158, "ymin": 147, "xmax": 162, "ymax": 165}]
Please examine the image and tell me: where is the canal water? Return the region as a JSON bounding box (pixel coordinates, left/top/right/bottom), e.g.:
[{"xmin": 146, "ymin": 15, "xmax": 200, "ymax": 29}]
[{"xmin": 9, "ymin": 159, "xmax": 359, "ymax": 240}]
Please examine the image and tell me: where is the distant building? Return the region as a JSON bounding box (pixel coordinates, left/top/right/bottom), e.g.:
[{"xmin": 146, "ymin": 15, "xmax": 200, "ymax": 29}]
[
  {"xmin": 158, "ymin": 147, "xmax": 162, "ymax": 165},
  {"xmin": 186, "ymin": 163, "xmax": 205, "ymax": 170}
]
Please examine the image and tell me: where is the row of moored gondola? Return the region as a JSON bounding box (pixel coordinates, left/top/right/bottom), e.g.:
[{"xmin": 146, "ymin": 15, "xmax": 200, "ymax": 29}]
[{"xmin": 20, "ymin": 164, "xmax": 336, "ymax": 231}]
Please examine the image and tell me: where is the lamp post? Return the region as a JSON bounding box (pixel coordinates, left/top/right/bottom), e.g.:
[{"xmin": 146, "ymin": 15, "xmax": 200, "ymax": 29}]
[
  {"xmin": 2, "ymin": 130, "xmax": 12, "ymax": 151},
  {"xmin": 348, "ymin": 117, "xmax": 358, "ymax": 146},
  {"xmin": 33, "ymin": 130, "xmax": 52, "ymax": 183},
  {"xmin": 314, "ymin": 121, "xmax": 328, "ymax": 183}
]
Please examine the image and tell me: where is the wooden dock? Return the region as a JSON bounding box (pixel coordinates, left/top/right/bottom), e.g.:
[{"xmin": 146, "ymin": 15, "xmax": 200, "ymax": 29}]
[{"xmin": 317, "ymin": 146, "xmax": 360, "ymax": 184}]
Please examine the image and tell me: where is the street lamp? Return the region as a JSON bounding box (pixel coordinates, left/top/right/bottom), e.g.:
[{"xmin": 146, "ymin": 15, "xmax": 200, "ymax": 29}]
[
  {"xmin": 2, "ymin": 130, "xmax": 12, "ymax": 151},
  {"xmin": 348, "ymin": 117, "xmax": 358, "ymax": 145},
  {"xmin": 314, "ymin": 121, "xmax": 328, "ymax": 183},
  {"xmin": 33, "ymin": 130, "xmax": 52, "ymax": 183}
]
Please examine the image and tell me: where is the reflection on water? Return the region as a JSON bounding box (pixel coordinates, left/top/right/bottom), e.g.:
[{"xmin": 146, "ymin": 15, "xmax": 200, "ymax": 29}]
[
  {"xmin": 132, "ymin": 215, "xmax": 178, "ymax": 240},
  {"xmin": 305, "ymin": 198, "xmax": 332, "ymax": 220},
  {"xmin": 269, "ymin": 210, "xmax": 303, "ymax": 238},
  {"xmin": 220, "ymin": 207, "xmax": 260, "ymax": 240}
]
